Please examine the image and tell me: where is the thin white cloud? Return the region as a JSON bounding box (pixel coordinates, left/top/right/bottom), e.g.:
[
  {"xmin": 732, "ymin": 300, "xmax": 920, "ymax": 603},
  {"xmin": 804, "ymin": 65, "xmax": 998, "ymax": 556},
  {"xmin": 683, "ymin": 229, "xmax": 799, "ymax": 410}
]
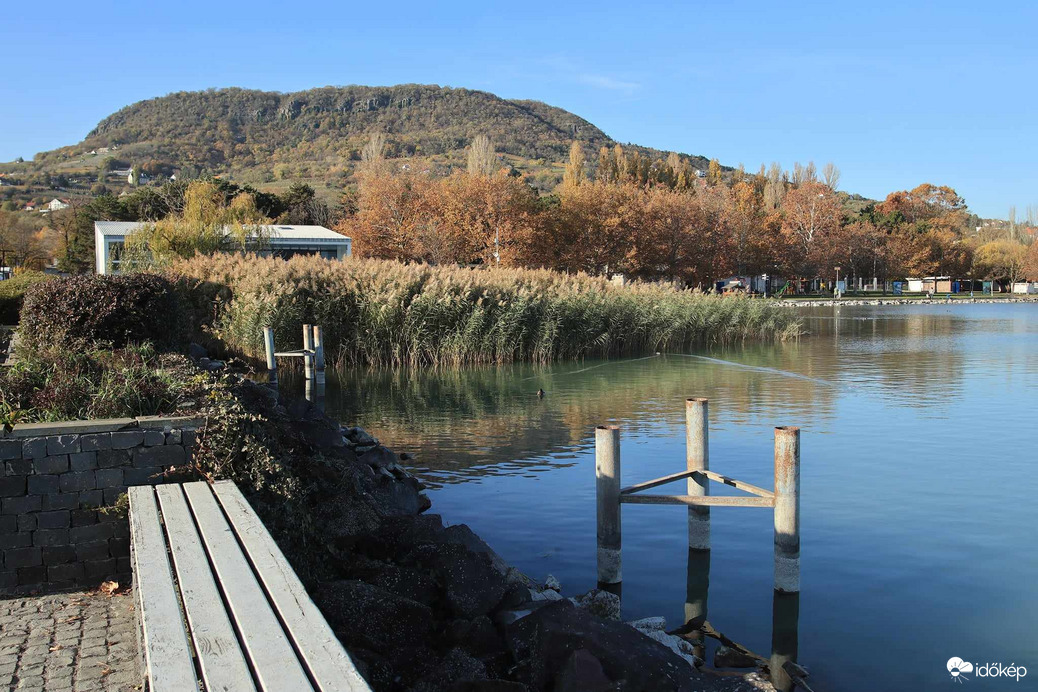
[{"xmin": 576, "ymin": 73, "xmax": 640, "ymax": 92}]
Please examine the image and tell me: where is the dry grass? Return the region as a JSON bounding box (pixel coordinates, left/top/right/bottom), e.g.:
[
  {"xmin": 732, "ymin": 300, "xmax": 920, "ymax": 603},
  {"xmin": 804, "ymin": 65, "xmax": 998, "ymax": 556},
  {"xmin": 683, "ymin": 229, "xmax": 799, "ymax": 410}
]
[{"xmin": 172, "ymin": 254, "xmax": 802, "ymax": 367}]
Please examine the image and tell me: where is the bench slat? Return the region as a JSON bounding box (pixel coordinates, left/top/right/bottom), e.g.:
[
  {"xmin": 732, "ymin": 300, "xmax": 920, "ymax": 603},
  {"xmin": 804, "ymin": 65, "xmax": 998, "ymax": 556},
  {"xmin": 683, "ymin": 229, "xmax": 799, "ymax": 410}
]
[
  {"xmin": 213, "ymin": 480, "xmax": 372, "ymax": 692},
  {"xmin": 155, "ymin": 484, "xmax": 257, "ymax": 692},
  {"xmin": 182, "ymin": 482, "xmax": 314, "ymax": 692},
  {"xmin": 128, "ymin": 486, "xmax": 200, "ymax": 692}
]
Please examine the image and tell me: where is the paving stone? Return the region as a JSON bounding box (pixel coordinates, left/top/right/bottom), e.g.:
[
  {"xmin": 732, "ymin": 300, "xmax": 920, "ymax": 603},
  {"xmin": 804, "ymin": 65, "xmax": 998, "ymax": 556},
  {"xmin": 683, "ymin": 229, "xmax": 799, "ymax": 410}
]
[
  {"xmin": 17, "ymin": 513, "xmax": 37, "ymax": 532},
  {"xmin": 108, "ymin": 432, "xmax": 143, "ymax": 450},
  {"xmin": 46, "ymin": 436, "xmax": 81, "ymax": 456},
  {"xmin": 21, "ymin": 439, "xmax": 48, "ymax": 460},
  {"xmin": 28, "ymin": 475, "xmax": 60, "ymax": 495},
  {"xmin": 36, "ymin": 511, "xmax": 70, "ymax": 530},
  {"xmin": 70, "ymin": 510, "xmax": 97, "ymax": 528},
  {"xmin": 142, "ymin": 431, "xmax": 165, "ymax": 447},
  {"xmin": 32, "ymin": 529, "xmax": 69, "ymax": 548},
  {"xmin": 3, "ymin": 495, "xmax": 41, "ymax": 515},
  {"xmin": 132, "ymin": 445, "xmax": 184, "ymax": 469},
  {"xmin": 78, "ymin": 434, "xmax": 111, "ymax": 453},
  {"xmin": 59, "ymin": 472, "xmax": 95, "ymax": 494},
  {"xmin": 95, "ymin": 450, "xmax": 129, "ymax": 470},
  {"xmin": 93, "ymin": 470, "xmax": 122, "ymax": 490},
  {"xmin": 41, "ymin": 494, "xmax": 79, "ymax": 512},
  {"xmin": 68, "ymin": 453, "xmax": 97, "ymax": 472},
  {"xmin": 77, "ymin": 491, "xmax": 103, "ymax": 508},
  {"xmin": 4, "ymin": 458, "xmax": 32, "ymax": 475},
  {"xmin": 33, "ymin": 456, "xmax": 69, "ymax": 475},
  {"xmin": 0, "ymin": 476, "xmax": 25, "ymax": 497},
  {"xmin": 0, "ymin": 439, "xmax": 21, "ymax": 461}
]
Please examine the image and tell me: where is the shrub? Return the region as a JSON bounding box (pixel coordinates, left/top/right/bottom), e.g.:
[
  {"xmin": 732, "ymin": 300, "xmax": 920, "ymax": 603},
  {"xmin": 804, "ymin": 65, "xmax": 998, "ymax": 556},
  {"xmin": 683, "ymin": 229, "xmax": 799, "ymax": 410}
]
[
  {"xmin": 0, "ymin": 342, "xmax": 201, "ymax": 424},
  {"xmin": 20, "ymin": 273, "xmax": 186, "ymax": 349},
  {"xmin": 0, "ymin": 271, "xmax": 52, "ymax": 325}
]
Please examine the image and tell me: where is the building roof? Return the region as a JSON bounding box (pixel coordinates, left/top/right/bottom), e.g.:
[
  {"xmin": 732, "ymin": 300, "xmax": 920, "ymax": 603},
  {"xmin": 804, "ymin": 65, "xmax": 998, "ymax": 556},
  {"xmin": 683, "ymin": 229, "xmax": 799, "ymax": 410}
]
[{"xmin": 95, "ymin": 221, "xmax": 350, "ymax": 243}]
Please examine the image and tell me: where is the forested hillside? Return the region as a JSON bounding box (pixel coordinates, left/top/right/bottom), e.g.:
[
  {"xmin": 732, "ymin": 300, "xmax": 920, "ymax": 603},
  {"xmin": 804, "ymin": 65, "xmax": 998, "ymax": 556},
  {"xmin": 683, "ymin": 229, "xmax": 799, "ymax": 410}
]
[{"xmin": 4, "ymin": 85, "xmax": 709, "ymax": 195}]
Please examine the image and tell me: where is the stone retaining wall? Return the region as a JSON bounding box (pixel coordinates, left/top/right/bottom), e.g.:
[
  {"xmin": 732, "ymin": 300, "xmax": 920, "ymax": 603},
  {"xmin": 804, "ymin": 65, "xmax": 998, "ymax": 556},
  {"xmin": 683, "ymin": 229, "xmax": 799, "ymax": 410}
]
[{"xmin": 0, "ymin": 416, "xmax": 201, "ymax": 593}]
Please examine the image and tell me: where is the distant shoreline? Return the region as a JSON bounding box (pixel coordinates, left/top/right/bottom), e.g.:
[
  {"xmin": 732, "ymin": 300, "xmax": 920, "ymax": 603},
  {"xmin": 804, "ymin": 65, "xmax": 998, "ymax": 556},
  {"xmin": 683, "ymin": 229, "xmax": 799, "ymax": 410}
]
[{"xmin": 775, "ymin": 297, "xmax": 1038, "ymax": 307}]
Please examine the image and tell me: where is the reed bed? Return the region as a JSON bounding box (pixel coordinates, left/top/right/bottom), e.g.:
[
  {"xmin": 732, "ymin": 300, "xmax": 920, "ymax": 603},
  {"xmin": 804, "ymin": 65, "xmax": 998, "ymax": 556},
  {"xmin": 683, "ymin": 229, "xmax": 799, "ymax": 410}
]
[{"xmin": 172, "ymin": 255, "xmax": 802, "ymax": 367}]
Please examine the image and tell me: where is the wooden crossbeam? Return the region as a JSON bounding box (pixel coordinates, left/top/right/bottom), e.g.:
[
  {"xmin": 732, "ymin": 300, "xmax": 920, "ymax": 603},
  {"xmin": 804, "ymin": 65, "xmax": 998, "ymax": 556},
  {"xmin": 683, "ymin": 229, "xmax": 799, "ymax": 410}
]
[
  {"xmin": 273, "ymin": 350, "xmax": 315, "ymax": 357},
  {"xmin": 696, "ymin": 470, "xmax": 775, "ymax": 499},
  {"xmin": 620, "ymin": 494, "xmax": 774, "ymax": 507},
  {"xmin": 620, "ymin": 470, "xmax": 696, "ymax": 495}
]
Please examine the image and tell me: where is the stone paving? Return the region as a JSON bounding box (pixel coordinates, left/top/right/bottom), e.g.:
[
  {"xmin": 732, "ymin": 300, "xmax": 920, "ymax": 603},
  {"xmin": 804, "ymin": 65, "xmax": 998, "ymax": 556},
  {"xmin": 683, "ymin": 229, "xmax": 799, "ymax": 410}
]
[{"xmin": 0, "ymin": 589, "xmax": 140, "ymax": 691}]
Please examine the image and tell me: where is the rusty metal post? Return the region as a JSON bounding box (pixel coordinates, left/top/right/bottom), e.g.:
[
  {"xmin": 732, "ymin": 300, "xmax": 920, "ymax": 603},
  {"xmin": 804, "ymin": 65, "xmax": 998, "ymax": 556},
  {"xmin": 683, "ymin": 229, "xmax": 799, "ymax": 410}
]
[
  {"xmin": 263, "ymin": 327, "xmax": 277, "ymax": 389},
  {"xmin": 596, "ymin": 425, "xmax": 622, "ymax": 590},
  {"xmin": 686, "ymin": 398, "xmax": 710, "ymax": 551},
  {"xmin": 773, "ymin": 426, "xmax": 800, "ymax": 594},
  {"xmin": 313, "ymin": 324, "xmax": 326, "ymax": 386},
  {"xmin": 302, "ymin": 323, "xmax": 314, "ymax": 382}
]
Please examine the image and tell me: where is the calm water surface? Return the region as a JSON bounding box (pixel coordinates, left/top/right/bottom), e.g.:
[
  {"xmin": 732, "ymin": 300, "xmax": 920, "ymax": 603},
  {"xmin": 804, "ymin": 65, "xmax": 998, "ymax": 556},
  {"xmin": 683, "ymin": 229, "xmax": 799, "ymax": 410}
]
[{"xmin": 314, "ymin": 304, "xmax": 1038, "ymax": 691}]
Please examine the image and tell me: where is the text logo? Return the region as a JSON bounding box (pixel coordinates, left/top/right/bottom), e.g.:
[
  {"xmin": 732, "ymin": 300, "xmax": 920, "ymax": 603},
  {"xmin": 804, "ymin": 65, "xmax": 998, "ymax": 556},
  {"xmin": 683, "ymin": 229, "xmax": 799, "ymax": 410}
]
[{"xmin": 948, "ymin": 658, "xmax": 974, "ymax": 683}]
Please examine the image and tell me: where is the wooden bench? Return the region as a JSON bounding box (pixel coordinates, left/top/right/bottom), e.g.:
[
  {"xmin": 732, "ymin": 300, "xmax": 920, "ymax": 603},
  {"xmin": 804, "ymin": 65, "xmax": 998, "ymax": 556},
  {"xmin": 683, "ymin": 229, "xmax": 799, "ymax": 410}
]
[{"xmin": 128, "ymin": 480, "xmax": 371, "ymax": 692}]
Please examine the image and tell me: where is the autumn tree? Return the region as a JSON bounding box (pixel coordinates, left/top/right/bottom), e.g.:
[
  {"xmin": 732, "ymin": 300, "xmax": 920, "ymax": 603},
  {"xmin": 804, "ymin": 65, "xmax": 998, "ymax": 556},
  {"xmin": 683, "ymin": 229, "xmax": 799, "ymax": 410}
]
[
  {"xmin": 822, "ymin": 162, "xmax": 840, "ymax": 191},
  {"xmin": 1024, "ymin": 241, "xmax": 1038, "ymax": 281},
  {"xmin": 706, "ymin": 158, "xmax": 722, "ymax": 186},
  {"xmin": 563, "ymin": 141, "xmax": 586, "ymax": 188},
  {"xmin": 780, "ymin": 182, "xmax": 843, "ymax": 276},
  {"xmin": 466, "ymin": 135, "xmax": 497, "ymax": 177},
  {"xmin": 973, "ymin": 240, "xmax": 1027, "ymax": 287}
]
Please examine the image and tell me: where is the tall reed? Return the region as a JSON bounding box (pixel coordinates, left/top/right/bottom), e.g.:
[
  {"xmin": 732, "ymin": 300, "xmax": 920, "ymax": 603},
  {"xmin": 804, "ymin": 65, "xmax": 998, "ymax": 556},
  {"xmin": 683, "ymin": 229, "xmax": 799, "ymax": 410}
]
[{"xmin": 172, "ymin": 255, "xmax": 802, "ymax": 367}]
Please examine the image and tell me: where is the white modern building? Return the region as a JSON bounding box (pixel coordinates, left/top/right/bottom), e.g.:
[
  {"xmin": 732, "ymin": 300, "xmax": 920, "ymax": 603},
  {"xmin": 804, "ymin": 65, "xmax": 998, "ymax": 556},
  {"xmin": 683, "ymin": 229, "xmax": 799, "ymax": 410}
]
[{"xmin": 94, "ymin": 221, "xmax": 352, "ymax": 274}]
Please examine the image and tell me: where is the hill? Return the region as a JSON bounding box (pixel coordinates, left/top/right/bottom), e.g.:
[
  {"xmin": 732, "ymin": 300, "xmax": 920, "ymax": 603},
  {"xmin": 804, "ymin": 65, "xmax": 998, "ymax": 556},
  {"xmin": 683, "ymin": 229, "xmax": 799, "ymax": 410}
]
[{"xmin": 1, "ymin": 84, "xmax": 712, "ymax": 203}]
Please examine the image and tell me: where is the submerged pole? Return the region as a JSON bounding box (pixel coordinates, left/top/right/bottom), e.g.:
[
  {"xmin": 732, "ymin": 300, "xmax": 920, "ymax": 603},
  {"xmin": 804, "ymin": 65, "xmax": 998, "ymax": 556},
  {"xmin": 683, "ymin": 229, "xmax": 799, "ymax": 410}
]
[
  {"xmin": 773, "ymin": 426, "xmax": 801, "ymax": 594},
  {"xmin": 302, "ymin": 323, "xmax": 314, "ymax": 382},
  {"xmin": 263, "ymin": 327, "xmax": 277, "ymax": 388},
  {"xmin": 596, "ymin": 425, "xmax": 622, "ymax": 591},
  {"xmin": 313, "ymin": 324, "xmax": 326, "ymax": 386},
  {"xmin": 686, "ymin": 398, "xmax": 710, "ymax": 551}
]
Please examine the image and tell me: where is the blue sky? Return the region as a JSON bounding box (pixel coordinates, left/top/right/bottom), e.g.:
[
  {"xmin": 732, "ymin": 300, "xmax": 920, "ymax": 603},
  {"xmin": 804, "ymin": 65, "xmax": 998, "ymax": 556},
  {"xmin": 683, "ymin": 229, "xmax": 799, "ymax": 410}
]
[{"xmin": 1, "ymin": 1, "xmax": 1034, "ymax": 218}]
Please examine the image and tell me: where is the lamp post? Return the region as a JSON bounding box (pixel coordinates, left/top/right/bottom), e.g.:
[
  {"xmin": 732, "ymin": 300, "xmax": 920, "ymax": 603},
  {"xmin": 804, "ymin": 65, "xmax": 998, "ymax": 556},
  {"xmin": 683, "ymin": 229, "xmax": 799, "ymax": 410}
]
[{"xmin": 834, "ymin": 266, "xmax": 841, "ymax": 298}]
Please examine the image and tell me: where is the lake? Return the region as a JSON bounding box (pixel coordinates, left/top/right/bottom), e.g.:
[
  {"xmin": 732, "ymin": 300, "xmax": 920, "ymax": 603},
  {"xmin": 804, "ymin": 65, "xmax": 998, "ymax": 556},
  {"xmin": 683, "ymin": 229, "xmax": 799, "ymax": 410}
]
[{"xmin": 310, "ymin": 304, "xmax": 1038, "ymax": 691}]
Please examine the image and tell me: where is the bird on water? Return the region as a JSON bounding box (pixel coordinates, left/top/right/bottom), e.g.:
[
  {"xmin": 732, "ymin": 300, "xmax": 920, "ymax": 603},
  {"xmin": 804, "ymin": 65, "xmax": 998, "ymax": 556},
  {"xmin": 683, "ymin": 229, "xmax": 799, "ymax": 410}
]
[{"xmin": 537, "ymin": 388, "xmax": 545, "ymax": 398}]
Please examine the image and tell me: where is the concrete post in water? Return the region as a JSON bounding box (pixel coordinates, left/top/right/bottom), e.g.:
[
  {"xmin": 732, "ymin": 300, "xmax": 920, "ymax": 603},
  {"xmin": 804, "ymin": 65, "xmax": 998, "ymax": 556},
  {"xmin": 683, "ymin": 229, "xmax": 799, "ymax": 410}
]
[
  {"xmin": 596, "ymin": 425, "xmax": 622, "ymax": 590},
  {"xmin": 773, "ymin": 426, "xmax": 801, "ymax": 594},
  {"xmin": 263, "ymin": 327, "xmax": 277, "ymax": 388},
  {"xmin": 302, "ymin": 323, "xmax": 314, "ymax": 382},
  {"xmin": 684, "ymin": 547, "xmax": 711, "ymax": 660},
  {"xmin": 686, "ymin": 398, "xmax": 710, "ymax": 551},
  {"xmin": 313, "ymin": 324, "xmax": 326, "ymax": 386},
  {"xmin": 770, "ymin": 591, "xmax": 800, "ymax": 692}
]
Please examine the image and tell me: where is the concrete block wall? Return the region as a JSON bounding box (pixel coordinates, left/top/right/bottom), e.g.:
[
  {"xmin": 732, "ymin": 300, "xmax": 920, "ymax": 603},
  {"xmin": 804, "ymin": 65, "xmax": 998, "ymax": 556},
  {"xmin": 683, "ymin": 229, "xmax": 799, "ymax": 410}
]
[{"xmin": 0, "ymin": 416, "xmax": 200, "ymax": 593}]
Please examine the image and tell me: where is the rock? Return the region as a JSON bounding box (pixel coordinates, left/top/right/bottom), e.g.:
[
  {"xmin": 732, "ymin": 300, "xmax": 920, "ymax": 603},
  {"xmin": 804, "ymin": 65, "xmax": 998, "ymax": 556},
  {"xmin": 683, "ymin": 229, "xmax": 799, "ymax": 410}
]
[
  {"xmin": 188, "ymin": 342, "xmax": 208, "ymax": 360},
  {"xmin": 544, "ymin": 574, "xmax": 561, "ymax": 592},
  {"xmin": 411, "ymin": 648, "xmax": 487, "ymax": 692},
  {"xmin": 315, "ymin": 580, "xmax": 434, "ymax": 651},
  {"xmin": 713, "ymin": 644, "xmax": 759, "ymax": 669},
  {"xmin": 198, "ymin": 357, "xmax": 211, "ymax": 368},
  {"xmin": 442, "ymin": 524, "xmax": 536, "ymax": 588},
  {"xmin": 347, "ymin": 426, "xmax": 377, "ymax": 446},
  {"xmin": 206, "ymin": 359, "xmax": 225, "ymax": 371},
  {"xmin": 554, "ymin": 648, "xmax": 613, "ymax": 692},
  {"xmin": 368, "ymin": 473, "xmax": 425, "ymax": 517},
  {"xmin": 627, "ymin": 616, "xmax": 666, "ymax": 632},
  {"xmin": 293, "ymin": 419, "xmax": 347, "ymax": 451},
  {"xmin": 570, "ymin": 588, "xmax": 621, "ymax": 621},
  {"xmin": 345, "ymin": 555, "xmax": 440, "ymax": 606},
  {"xmin": 505, "ymin": 600, "xmax": 700, "ymax": 692},
  {"xmin": 448, "ymin": 682, "xmax": 529, "ymax": 692},
  {"xmin": 640, "ymin": 629, "xmax": 701, "ymax": 668},
  {"xmin": 446, "ymin": 615, "xmax": 504, "ymax": 657},
  {"xmin": 412, "ymin": 543, "xmax": 509, "ymax": 619},
  {"xmin": 359, "ymin": 445, "xmax": 398, "ymax": 468},
  {"xmin": 529, "ymin": 589, "xmax": 563, "ymax": 602}
]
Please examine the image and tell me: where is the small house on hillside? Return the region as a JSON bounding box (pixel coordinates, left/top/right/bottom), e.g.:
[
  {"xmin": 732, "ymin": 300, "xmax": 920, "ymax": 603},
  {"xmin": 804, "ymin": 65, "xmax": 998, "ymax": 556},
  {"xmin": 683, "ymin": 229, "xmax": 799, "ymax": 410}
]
[
  {"xmin": 94, "ymin": 221, "xmax": 352, "ymax": 274},
  {"xmin": 46, "ymin": 198, "xmax": 70, "ymax": 212}
]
